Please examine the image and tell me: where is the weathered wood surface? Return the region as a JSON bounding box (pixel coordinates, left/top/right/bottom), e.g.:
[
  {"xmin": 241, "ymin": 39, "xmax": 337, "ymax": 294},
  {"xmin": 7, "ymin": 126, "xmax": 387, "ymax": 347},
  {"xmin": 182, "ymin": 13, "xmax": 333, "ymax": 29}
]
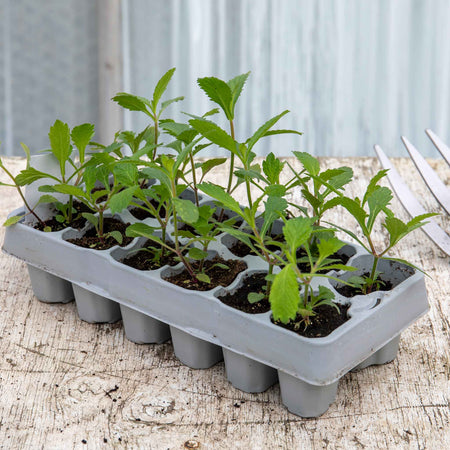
[{"xmin": 0, "ymin": 157, "xmax": 448, "ymax": 450}]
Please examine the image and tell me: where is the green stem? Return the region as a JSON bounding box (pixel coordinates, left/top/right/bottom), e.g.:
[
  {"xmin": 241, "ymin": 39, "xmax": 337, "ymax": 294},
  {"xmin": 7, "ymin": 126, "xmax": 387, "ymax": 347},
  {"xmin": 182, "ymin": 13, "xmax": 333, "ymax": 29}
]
[
  {"xmin": 1, "ymin": 165, "xmax": 46, "ymax": 226},
  {"xmin": 98, "ymin": 209, "xmax": 104, "ymax": 238},
  {"xmin": 189, "ymin": 151, "xmax": 199, "ymax": 206},
  {"xmin": 226, "ymin": 120, "xmax": 236, "ymax": 194},
  {"xmin": 368, "ymin": 255, "xmax": 380, "ymax": 294},
  {"xmin": 152, "ymin": 116, "xmax": 159, "ymax": 161}
]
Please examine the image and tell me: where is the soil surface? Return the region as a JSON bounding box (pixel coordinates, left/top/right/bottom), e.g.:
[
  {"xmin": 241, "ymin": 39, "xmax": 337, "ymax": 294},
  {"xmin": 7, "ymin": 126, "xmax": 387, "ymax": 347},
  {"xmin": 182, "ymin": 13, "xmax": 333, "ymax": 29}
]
[
  {"xmin": 296, "ymin": 248, "xmax": 352, "ymax": 274},
  {"xmin": 218, "ymin": 272, "xmax": 270, "ymax": 314},
  {"xmin": 129, "ymin": 199, "xmax": 166, "ymax": 220},
  {"xmin": 273, "ymin": 303, "xmax": 350, "ymax": 338},
  {"xmin": 164, "ymin": 256, "xmax": 247, "ymax": 291},
  {"xmin": 121, "ymin": 240, "xmax": 181, "ymax": 270},
  {"xmin": 334, "ymin": 272, "xmax": 394, "ymax": 297},
  {"xmin": 66, "ymin": 218, "xmax": 133, "ymax": 250},
  {"xmin": 33, "ymin": 201, "xmax": 92, "ymax": 232}
]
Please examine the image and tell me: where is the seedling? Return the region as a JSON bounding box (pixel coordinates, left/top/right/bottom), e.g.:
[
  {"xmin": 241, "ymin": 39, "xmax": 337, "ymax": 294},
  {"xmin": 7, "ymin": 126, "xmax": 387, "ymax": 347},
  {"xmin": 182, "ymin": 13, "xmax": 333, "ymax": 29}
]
[{"xmin": 323, "ymin": 170, "xmax": 435, "ymax": 294}]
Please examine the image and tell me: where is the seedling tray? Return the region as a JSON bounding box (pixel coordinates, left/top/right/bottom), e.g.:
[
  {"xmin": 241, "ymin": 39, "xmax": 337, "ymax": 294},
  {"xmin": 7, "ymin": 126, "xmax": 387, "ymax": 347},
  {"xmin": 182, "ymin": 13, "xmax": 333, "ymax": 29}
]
[{"xmin": 2, "ymin": 206, "xmax": 429, "ymax": 417}]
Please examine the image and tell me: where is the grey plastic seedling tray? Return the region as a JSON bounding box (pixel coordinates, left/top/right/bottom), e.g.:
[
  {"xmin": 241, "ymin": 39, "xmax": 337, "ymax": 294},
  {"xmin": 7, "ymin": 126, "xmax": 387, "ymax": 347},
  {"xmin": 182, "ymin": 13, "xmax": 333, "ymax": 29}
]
[{"xmin": 2, "ymin": 206, "xmax": 429, "ymax": 417}]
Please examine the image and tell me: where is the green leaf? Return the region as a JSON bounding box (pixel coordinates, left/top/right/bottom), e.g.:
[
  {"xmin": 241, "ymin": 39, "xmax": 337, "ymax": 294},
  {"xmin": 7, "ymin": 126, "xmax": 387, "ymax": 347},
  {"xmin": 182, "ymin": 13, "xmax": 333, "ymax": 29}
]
[
  {"xmin": 188, "ymin": 247, "xmax": 209, "ymax": 260},
  {"xmin": 125, "ymin": 223, "xmax": 160, "ymax": 241},
  {"xmin": 173, "ymin": 198, "xmax": 199, "ymax": 224},
  {"xmin": 362, "ymin": 169, "xmax": 389, "ymax": 206},
  {"xmin": 152, "ymin": 67, "xmax": 176, "ymax": 112},
  {"xmin": 262, "ymin": 196, "xmax": 287, "ymax": 237},
  {"xmin": 283, "ymin": 217, "xmax": 313, "ymax": 252},
  {"xmin": 198, "ymin": 183, "xmax": 242, "ymax": 215},
  {"xmin": 48, "ymin": 120, "xmax": 71, "ymax": 178},
  {"xmin": 321, "ymin": 166, "xmax": 353, "ymax": 191},
  {"xmin": 227, "ymin": 72, "xmax": 250, "ymax": 111},
  {"xmin": 140, "ymin": 166, "xmax": 172, "ymax": 192},
  {"xmin": 262, "ymin": 152, "xmax": 285, "ymax": 184},
  {"xmin": 196, "ymin": 273, "xmax": 211, "ymax": 284},
  {"xmin": 160, "ymin": 121, "xmax": 191, "ymax": 138},
  {"xmin": 113, "ymin": 162, "xmax": 139, "ymax": 186},
  {"xmin": 197, "ymin": 76, "xmax": 233, "ymax": 119},
  {"xmin": 323, "ymin": 196, "xmax": 368, "ymax": 232},
  {"xmin": 199, "ymin": 158, "xmax": 227, "ymax": 181},
  {"xmin": 109, "ymin": 187, "xmax": 137, "ymax": 214},
  {"xmin": 82, "ymin": 212, "xmax": 98, "ymax": 228},
  {"xmin": 248, "ymin": 292, "xmax": 265, "ymax": 304},
  {"xmin": 367, "ymin": 186, "xmax": 393, "ymax": 231},
  {"xmin": 36, "ymin": 194, "xmax": 59, "ymax": 205},
  {"xmin": 112, "ymin": 92, "xmax": 150, "ymax": 115},
  {"xmin": 269, "ymin": 264, "xmax": 299, "ymax": 323},
  {"xmin": 108, "ymin": 230, "xmax": 123, "ymax": 245},
  {"xmin": 262, "ymin": 129, "xmax": 303, "ymax": 138},
  {"xmin": 189, "ymin": 119, "xmax": 237, "ymax": 153},
  {"xmin": 265, "ymin": 184, "xmax": 286, "ymax": 197},
  {"xmin": 15, "ymin": 168, "xmax": 54, "ymax": 186},
  {"xmin": 3, "ymin": 215, "xmax": 21, "ymax": 227},
  {"xmin": 20, "ymin": 143, "xmax": 31, "ymax": 168},
  {"xmin": 159, "ymin": 96, "xmax": 184, "ymax": 117},
  {"xmin": 293, "ymin": 151, "xmax": 320, "ymax": 176},
  {"xmin": 317, "ymin": 237, "xmax": 345, "ymax": 261},
  {"xmin": 247, "ymin": 111, "xmax": 289, "ymax": 152},
  {"xmin": 71, "ymin": 123, "xmax": 95, "ymax": 163},
  {"xmin": 52, "ymin": 184, "xmax": 89, "ymax": 200}
]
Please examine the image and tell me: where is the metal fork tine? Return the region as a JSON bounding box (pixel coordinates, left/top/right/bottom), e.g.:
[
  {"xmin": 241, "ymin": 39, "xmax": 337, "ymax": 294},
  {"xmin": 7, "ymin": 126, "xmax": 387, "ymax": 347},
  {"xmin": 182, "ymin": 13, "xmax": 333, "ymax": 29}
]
[
  {"xmin": 374, "ymin": 145, "xmax": 450, "ymax": 256},
  {"xmin": 425, "ymin": 129, "xmax": 450, "ymax": 166},
  {"xmin": 401, "ymin": 136, "xmax": 450, "ymax": 215}
]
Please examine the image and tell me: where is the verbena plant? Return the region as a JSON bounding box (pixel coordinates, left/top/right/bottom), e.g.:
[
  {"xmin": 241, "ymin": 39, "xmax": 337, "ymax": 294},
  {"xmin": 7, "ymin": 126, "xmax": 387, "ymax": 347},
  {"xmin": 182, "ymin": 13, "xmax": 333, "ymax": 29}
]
[{"xmin": 323, "ymin": 170, "xmax": 436, "ymax": 294}]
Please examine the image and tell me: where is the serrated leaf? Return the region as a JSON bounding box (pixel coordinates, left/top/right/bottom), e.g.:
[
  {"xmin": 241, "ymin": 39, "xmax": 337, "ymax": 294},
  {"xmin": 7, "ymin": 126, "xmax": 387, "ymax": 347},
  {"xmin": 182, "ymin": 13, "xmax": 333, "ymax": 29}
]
[
  {"xmin": 159, "ymin": 96, "xmax": 184, "ymax": 117},
  {"xmin": 362, "ymin": 169, "xmax": 389, "ymax": 205},
  {"xmin": 283, "ymin": 217, "xmax": 313, "ymax": 252},
  {"xmin": 234, "ymin": 168, "xmax": 265, "ymax": 182},
  {"xmin": 151, "ymin": 67, "xmax": 176, "ymax": 111},
  {"xmin": 197, "ymin": 76, "xmax": 233, "ymax": 119},
  {"xmin": 248, "ymin": 292, "xmax": 265, "ymax": 304},
  {"xmin": 321, "ymin": 166, "xmax": 353, "ymax": 191},
  {"xmin": 262, "ymin": 152, "xmax": 284, "ymax": 184},
  {"xmin": 227, "ymin": 72, "xmax": 250, "ymax": 111},
  {"xmin": 113, "ymin": 162, "xmax": 139, "ymax": 186},
  {"xmin": 112, "ymin": 92, "xmax": 150, "ymax": 114},
  {"xmin": 188, "ymin": 247, "xmax": 209, "ymax": 260},
  {"xmin": 198, "ymin": 183, "xmax": 242, "ymax": 215},
  {"xmin": 317, "ymin": 237, "xmax": 345, "ymax": 261},
  {"xmin": 196, "ymin": 273, "xmax": 211, "ymax": 284},
  {"xmin": 71, "ymin": 123, "xmax": 95, "ymax": 163},
  {"xmin": 15, "ymin": 167, "xmax": 53, "ymax": 186},
  {"xmin": 269, "ymin": 264, "xmax": 299, "ymax": 323},
  {"xmin": 189, "ymin": 119, "xmax": 237, "ymax": 153},
  {"xmin": 199, "ymin": 158, "xmax": 227, "ymax": 180},
  {"xmin": 293, "ymin": 151, "xmax": 320, "ymax": 176},
  {"xmin": 109, "ymin": 187, "xmax": 137, "ymax": 214},
  {"xmin": 48, "ymin": 120, "xmax": 71, "ymax": 178},
  {"xmin": 262, "ymin": 196, "xmax": 287, "ymax": 237},
  {"xmin": 265, "ymin": 184, "xmax": 286, "ymax": 197},
  {"xmin": 247, "ymin": 111, "xmax": 289, "ymax": 152},
  {"xmin": 3, "ymin": 215, "xmax": 21, "ymax": 227},
  {"xmin": 323, "ymin": 196, "xmax": 368, "ymax": 232},
  {"xmin": 367, "ymin": 186, "xmax": 393, "ymax": 231},
  {"xmin": 173, "ymin": 198, "xmax": 199, "ymax": 224},
  {"xmin": 53, "ymin": 184, "xmax": 88, "ymax": 200}
]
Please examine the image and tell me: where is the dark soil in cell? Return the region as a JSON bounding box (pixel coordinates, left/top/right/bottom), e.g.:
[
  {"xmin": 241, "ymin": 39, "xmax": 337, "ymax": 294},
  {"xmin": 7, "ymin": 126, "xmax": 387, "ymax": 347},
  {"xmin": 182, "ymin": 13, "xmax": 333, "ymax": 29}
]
[
  {"xmin": 273, "ymin": 303, "xmax": 350, "ymax": 338},
  {"xmin": 164, "ymin": 256, "xmax": 247, "ymax": 291},
  {"xmin": 334, "ymin": 272, "xmax": 394, "ymax": 298},
  {"xmin": 218, "ymin": 272, "xmax": 270, "ymax": 314},
  {"xmin": 33, "ymin": 201, "xmax": 91, "ymax": 232},
  {"xmin": 66, "ymin": 218, "xmax": 132, "ymax": 250},
  {"xmin": 121, "ymin": 240, "xmax": 181, "ymax": 270}
]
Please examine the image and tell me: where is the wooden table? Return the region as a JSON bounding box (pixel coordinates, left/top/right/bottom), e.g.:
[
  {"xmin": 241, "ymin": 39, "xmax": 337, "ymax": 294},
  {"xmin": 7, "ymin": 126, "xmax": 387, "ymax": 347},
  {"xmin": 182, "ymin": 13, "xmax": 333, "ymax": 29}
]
[{"xmin": 0, "ymin": 157, "xmax": 448, "ymax": 449}]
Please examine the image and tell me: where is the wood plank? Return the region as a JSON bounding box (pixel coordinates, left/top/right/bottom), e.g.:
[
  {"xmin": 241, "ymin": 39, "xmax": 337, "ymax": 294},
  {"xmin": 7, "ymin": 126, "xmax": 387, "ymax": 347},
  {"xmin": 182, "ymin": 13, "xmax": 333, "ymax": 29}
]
[{"xmin": 0, "ymin": 157, "xmax": 448, "ymax": 449}]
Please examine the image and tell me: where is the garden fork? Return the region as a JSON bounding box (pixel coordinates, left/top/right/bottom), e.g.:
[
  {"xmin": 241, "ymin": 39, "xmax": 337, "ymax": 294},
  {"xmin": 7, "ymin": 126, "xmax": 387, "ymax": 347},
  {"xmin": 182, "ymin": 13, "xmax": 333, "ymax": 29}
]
[{"xmin": 374, "ymin": 130, "xmax": 450, "ymax": 256}]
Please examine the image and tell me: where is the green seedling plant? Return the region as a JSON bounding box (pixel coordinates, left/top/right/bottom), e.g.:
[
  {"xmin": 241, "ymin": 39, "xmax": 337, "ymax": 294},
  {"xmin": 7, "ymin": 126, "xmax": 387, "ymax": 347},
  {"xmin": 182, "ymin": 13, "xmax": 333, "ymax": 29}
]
[
  {"xmin": 112, "ymin": 67, "xmax": 184, "ymax": 162},
  {"xmin": 323, "ymin": 169, "xmax": 436, "ymax": 294},
  {"xmin": 269, "ymin": 217, "xmax": 357, "ymax": 329},
  {"xmin": 1, "ymin": 120, "xmax": 95, "ymax": 229},
  {"xmin": 191, "ymin": 73, "xmax": 302, "ymax": 212},
  {"xmin": 47, "ymin": 154, "xmax": 141, "ymax": 246}
]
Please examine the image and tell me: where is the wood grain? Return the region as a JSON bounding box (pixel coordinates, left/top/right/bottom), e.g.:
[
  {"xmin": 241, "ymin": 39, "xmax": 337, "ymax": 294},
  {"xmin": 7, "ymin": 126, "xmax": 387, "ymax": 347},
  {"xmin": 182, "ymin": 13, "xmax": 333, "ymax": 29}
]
[{"xmin": 0, "ymin": 157, "xmax": 448, "ymax": 449}]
